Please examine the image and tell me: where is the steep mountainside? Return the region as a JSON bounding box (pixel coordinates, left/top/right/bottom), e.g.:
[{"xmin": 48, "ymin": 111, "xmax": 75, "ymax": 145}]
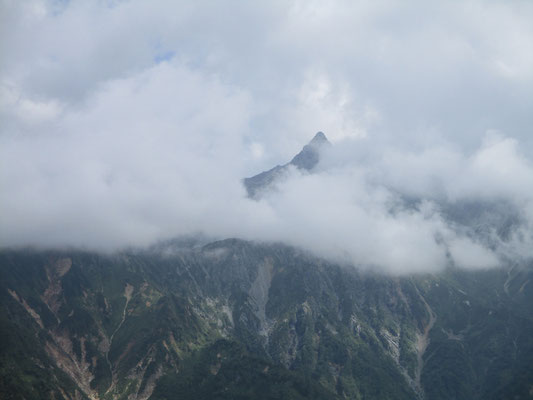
[{"xmin": 1, "ymin": 240, "xmax": 533, "ymax": 399}]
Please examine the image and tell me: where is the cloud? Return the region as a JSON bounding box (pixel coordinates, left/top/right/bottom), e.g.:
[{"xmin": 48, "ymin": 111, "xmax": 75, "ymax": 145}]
[
  {"xmin": 241, "ymin": 163, "xmax": 507, "ymax": 274},
  {"xmin": 1, "ymin": 0, "xmax": 532, "ymax": 273},
  {"xmin": 0, "ymin": 61, "xmax": 253, "ymax": 248}
]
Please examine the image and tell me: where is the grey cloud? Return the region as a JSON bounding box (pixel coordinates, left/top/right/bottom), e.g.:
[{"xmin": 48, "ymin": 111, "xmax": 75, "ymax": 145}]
[{"xmin": 1, "ymin": 0, "xmax": 532, "ymax": 273}]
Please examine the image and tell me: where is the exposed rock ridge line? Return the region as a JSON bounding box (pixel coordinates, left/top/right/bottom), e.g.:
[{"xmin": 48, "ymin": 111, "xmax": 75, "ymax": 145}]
[{"xmin": 243, "ymin": 131, "xmax": 331, "ymax": 198}]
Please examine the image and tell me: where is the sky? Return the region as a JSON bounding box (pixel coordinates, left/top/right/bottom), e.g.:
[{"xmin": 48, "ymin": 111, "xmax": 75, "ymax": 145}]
[{"xmin": 1, "ymin": 0, "xmax": 533, "ymax": 273}]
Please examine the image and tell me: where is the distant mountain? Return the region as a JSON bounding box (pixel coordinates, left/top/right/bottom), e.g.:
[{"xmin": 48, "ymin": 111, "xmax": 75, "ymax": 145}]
[{"xmin": 244, "ymin": 131, "xmax": 331, "ymax": 198}]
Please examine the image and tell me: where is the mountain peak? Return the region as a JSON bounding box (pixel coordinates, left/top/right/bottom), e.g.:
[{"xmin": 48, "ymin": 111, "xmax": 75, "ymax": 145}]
[
  {"xmin": 289, "ymin": 132, "xmax": 330, "ymax": 171},
  {"xmin": 310, "ymin": 131, "xmax": 328, "ymax": 145},
  {"xmin": 244, "ymin": 131, "xmax": 331, "ymax": 198}
]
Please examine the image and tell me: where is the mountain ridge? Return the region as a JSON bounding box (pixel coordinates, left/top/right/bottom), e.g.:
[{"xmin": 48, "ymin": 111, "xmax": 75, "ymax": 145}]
[{"xmin": 243, "ymin": 132, "xmax": 331, "ymax": 198}]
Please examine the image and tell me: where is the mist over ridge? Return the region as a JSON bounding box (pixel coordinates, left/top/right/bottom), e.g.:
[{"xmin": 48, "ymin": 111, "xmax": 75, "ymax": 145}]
[{"xmin": 2, "ymin": 126, "xmax": 532, "ymax": 274}]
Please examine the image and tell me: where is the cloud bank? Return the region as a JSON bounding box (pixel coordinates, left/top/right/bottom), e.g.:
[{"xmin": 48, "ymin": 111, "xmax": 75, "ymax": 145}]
[{"xmin": 1, "ymin": 0, "xmax": 532, "ymax": 273}]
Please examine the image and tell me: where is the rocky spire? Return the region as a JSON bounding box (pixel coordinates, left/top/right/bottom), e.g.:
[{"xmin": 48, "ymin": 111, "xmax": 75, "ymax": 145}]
[
  {"xmin": 309, "ymin": 131, "xmax": 328, "ymax": 145},
  {"xmin": 243, "ymin": 131, "xmax": 331, "ymax": 198},
  {"xmin": 289, "ymin": 131, "xmax": 331, "ymax": 170}
]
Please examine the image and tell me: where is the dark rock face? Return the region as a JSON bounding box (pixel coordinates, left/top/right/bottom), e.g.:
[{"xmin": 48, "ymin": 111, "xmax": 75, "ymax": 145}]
[
  {"xmin": 290, "ymin": 131, "xmax": 330, "ymax": 170},
  {"xmin": 243, "ymin": 165, "xmax": 286, "ymax": 199},
  {"xmin": 243, "ymin": 132, "xmax": 331, "ymax": 198},
  {"xmin": 1, "ymin": 240, "xmax": 533, "ymax": 400}
]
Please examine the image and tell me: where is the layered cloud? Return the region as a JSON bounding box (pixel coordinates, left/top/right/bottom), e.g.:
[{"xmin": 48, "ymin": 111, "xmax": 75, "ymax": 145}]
[{"xmin": 1, "ymin": 0, "xmax": 532, "ymax": 273}]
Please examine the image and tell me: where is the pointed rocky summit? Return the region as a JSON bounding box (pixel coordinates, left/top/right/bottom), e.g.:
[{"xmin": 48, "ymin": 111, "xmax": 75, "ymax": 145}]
[
  {"xmin": 310, "ymin": 131, "xmax": 328, "ymax": 145},
  {"xmin": 243, "ymin": 132, "xmax": 331, "ymax": 198},
  {"xmin": 290, "ymin": 131, "xmax": 331, "ymax": 170}
]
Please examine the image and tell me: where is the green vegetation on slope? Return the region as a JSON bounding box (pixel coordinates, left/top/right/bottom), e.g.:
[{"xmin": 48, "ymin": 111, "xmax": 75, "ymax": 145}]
[{"xmin": 0, "ymin": 242, "xmax": 532, "ymax": 399}]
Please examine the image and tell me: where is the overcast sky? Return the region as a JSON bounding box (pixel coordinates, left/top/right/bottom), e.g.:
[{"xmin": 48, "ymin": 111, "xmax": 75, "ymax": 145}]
[{"xmin": 1, "ymin": 0, "xmax": 532, "ymax": 273}]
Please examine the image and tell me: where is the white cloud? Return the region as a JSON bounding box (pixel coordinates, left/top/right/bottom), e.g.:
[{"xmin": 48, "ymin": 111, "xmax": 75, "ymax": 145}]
[
  {"xmin": 1, "ymin": 0, "xmax": 532, "ymax": 272},
  {"xmin": 451, "ymin": 134, "xmax": 533, "ymax": 202},
  {"xmin": 448, "ymin": 237, "xmax": 499, "ymax": 270},
  {"xmin": 0, "ymin": 61, "xmax": 253, "ymax": 249}
]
